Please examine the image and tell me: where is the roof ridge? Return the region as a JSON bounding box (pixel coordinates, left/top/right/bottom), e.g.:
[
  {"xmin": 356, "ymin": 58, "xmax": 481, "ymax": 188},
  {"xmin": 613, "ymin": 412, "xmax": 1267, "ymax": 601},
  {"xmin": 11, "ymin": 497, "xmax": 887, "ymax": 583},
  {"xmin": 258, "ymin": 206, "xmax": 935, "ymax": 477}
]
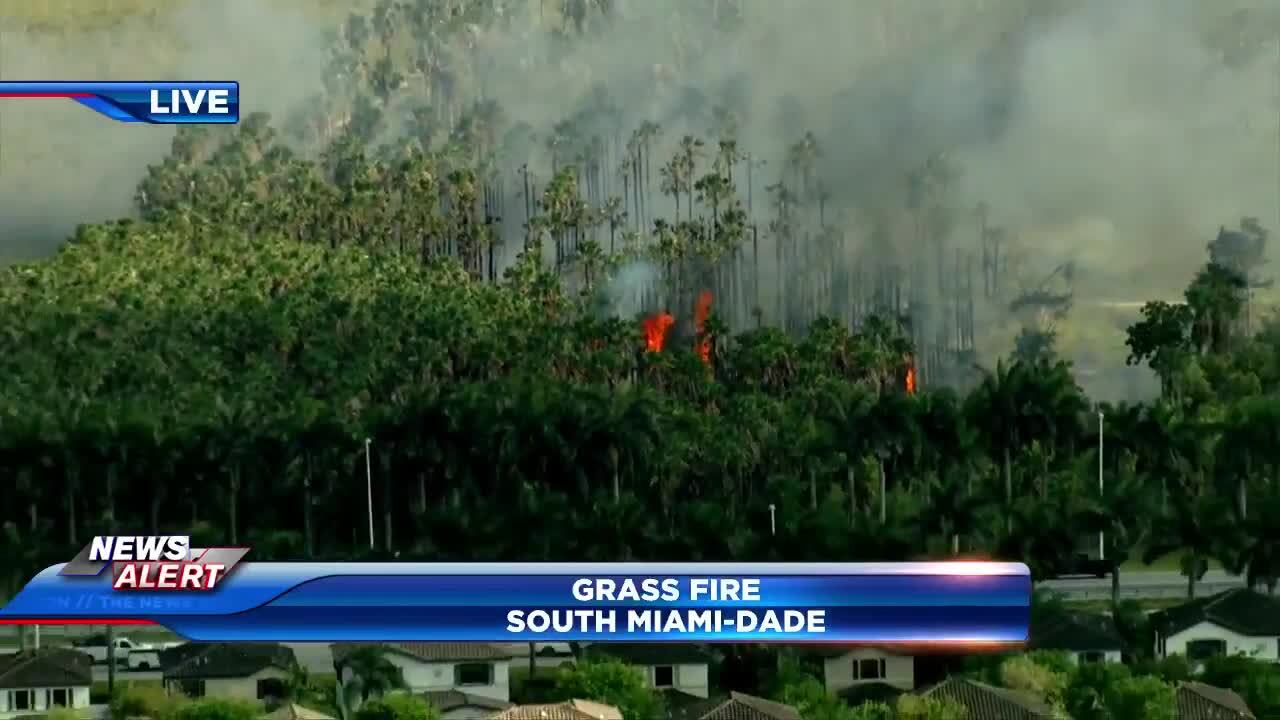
[{"xmin": 700, "ymin": 696, "xmax": 737, "ymax": 719}]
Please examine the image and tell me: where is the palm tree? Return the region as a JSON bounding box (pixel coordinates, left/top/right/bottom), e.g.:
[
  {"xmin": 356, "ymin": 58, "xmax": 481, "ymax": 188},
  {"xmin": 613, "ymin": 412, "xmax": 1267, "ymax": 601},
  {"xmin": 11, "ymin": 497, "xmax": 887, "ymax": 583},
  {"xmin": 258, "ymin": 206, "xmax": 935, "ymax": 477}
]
[
  {"xmin": 1144, "ymin": 489, "xmax": 1235, "ymax": 599},
  {"xmin": 335, "ymin": 646, "xmax": 407, "ymax": 719}
]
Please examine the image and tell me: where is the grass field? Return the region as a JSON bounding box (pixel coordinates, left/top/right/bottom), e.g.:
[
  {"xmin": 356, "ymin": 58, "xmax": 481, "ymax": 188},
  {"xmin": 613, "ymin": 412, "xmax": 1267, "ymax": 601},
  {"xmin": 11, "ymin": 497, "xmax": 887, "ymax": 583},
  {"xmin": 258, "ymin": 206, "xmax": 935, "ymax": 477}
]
[
  {"xmin": 1120, "ymin": 551, "xmax": 1221, "ymax": 573},
  {"xmin": 1, "ymin": 0, "xmax": 373, "ymax": 32},
  {"xmin": 1063, "ymin": 597, "xmax": 1185, "ymax": 614}
]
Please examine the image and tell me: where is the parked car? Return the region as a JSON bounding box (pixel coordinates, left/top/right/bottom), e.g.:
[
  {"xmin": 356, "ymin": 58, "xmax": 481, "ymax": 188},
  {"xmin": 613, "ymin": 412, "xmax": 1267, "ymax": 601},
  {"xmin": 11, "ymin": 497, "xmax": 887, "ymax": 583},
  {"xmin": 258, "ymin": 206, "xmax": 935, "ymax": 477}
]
[
  {"xmin": 1054, "ymin": 553, "xmax": 1111, "ymax": 579},
  {"xmin": 74, "ymin": 635, "xmax": 180, "ymax": 665},
  {"xmin": 127, "ymin": 649, "xmax": 162, "ymax": 670}
]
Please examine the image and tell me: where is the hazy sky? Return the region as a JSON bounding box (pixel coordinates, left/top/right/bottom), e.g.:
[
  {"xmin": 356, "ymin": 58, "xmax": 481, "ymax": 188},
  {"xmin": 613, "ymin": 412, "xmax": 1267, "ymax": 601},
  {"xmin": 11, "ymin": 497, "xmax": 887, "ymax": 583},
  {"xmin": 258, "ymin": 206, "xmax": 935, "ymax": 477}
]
[{"xmin": 2, "ymin": 0, "xmax": 1276, "ymax": 398}]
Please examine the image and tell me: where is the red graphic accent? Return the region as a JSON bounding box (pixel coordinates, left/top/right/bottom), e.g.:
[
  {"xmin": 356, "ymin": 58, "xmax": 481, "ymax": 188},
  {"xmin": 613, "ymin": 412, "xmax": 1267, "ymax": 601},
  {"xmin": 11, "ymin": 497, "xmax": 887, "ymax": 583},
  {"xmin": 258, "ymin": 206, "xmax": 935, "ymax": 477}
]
[
  {"xmin": 0, "ymin": 618, "xmax": 156, "ymax": 625},
  {"xmin": 0, "ymin": 93, "xmax": 92, "ymax": 98}
]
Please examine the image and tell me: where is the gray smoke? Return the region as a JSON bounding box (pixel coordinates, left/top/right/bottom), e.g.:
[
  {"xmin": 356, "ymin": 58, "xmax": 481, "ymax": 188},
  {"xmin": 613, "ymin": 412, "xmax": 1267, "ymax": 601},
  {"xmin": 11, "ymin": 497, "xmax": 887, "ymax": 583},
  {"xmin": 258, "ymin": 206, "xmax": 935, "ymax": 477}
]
[{"xmin": 3, "ymin": 0, "xmax": 1277, "ymax": 400}]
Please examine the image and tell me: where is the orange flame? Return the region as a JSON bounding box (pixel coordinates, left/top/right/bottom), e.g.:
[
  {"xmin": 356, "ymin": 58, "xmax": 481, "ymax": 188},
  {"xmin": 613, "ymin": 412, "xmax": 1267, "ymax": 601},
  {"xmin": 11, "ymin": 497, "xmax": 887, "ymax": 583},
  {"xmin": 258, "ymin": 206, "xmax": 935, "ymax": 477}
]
[
  {"xmin": 644, "ymin": 312, "xmax": 675, "ymax": 352},
  {"xmin": 694, "ymin": 290, "xmax": 713, "ymax": 365},
  {"xmin": 905, "ymin": 356, "xmax": 917, "ymax": 395}
]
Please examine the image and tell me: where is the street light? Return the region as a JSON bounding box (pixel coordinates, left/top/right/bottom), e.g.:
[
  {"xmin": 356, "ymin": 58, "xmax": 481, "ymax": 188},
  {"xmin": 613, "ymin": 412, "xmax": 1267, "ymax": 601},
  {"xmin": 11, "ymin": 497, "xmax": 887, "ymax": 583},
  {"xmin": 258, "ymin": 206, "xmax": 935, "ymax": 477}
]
[
  {"xmin": 768, "ymin": 504, "xmax": 776, "ymax": 537},
  {"xmin": 1098, "ymin": 411, "xmax": 1105, "ymax": 561},
  {"xmin": 365, "ymin": 438, "xmax": 374, "ymax": 550}
]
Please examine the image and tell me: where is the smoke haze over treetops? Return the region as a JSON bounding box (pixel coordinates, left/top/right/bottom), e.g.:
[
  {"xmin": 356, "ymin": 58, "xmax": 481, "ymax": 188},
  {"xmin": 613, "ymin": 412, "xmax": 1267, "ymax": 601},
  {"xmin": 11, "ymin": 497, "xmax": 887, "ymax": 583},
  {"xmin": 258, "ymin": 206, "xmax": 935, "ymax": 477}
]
[{"xmin": 2, "ymin": 0, "xmax": 1276, "ymax": 306}]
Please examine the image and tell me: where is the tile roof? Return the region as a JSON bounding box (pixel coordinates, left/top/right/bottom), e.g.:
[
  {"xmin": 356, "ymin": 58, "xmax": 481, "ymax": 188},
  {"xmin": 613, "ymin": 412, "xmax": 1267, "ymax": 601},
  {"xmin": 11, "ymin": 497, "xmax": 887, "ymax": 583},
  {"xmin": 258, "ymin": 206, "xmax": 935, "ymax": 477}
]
[
  {"xmin": 1028, "ymin": 611, "xmax": 1122, "ymax": 652},
  {"xmin": 331, "ymin": 643, "xmax": 513, "ymax": 664},
  {"xmin": 922, "ymin": 678, "xmax": 1054, "ymax": 720},
  {"xmin": 835, "ymin": 682, "xmax": 907, "ymax": 706},
  {"xmin": 801, "ymin": 645, "xmax": 911, "ymax": 660},
  {"xmin": 0, "ymin": 649, "xmax": 93, "ymax": 689},
  {"xmin": 694, "ymin": 693, "xmax": 801, "ymax": 720},
  {"xmin": 490, "ymin": 700, "xmax": 622, "ymax": 720},
  {"xmin": 1151, "ymin": 589, "xmax": 1280, "ymax": 637},
  {"xmin": 662, "ymin": 691, "xmax": 725, "ymax": 720},
  {"xmin": 586, "ymin": 644, "xmax": 714, "ymax": 666},
  {"xmin": 421, "ymin": 690, "xmax": 514, "ymax": 713},
  {"xmin": 162, "ymin": 643, "xmax": 296, "ymax": 679},
  {"xmin": 1177, "ymin": 682, "xmax": 1255, "ymax": 720}
]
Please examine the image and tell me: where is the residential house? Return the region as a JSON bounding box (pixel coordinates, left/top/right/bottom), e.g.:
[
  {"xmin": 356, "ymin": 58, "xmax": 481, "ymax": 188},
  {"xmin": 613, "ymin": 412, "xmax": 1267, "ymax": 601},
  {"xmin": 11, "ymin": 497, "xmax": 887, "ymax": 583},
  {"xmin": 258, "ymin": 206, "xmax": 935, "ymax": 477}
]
[
  {"xmin": 495, "ymin": 644, "xmax": 576, "ymax": 672},
  {"xmin": 586, "ymin": 644, "xmax": 712, "ymax": 698},
  {"xmin": 666, "ymin": 692, "xmax": 800, "ymax": 720},
  {"xmin": 489, "ymin": 700, "xmax": 621, "ymax": 720},
  {"xmin": 421, "ymin": 690, "xmax": 513, "ymax": 720},
  {"xmin": 919, "ymin": 677, "xmax": 1054, "ymax": 720},
  {"xmin": 0, "ymin": 649, "xmax": 93, "ymax": 719},
  {"xmin": 1028, "ymin": 611, "xmax": 1123, "ymax": 664},
  {"xmin": 161, "ymin": 643, "xmax": 297, "ymax": 702},
  {"xmin": 812, "ymin": 646, "xmax": 915, "ymax": 694},
  {"xmin": 332, "ymin": 643, "xmax": 512, "ymax": 703},
  {"xmin": 1176, "ymin": 681, "xmax": 1255, "ymax": 720},
  {"xmin": 1151, "ymin": 589, "xmax": 1280, "ymax": 663}
]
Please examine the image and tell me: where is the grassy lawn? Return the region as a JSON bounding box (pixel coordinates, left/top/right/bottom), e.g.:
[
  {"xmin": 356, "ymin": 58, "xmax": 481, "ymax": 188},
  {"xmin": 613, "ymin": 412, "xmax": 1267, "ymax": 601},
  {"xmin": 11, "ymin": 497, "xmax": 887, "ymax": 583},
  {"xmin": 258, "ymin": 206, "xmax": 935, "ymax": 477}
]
[
  {"xmin": 1, "ymin": 0, "xmax": 374, "ymax": 31},
  {"xmin": 1120, "ymin": 550, "xmax": 1222, "ymax": 573},
  {"xmin": 1063, "ymin": 597, "xmax": 1186, "ymax": 614}
]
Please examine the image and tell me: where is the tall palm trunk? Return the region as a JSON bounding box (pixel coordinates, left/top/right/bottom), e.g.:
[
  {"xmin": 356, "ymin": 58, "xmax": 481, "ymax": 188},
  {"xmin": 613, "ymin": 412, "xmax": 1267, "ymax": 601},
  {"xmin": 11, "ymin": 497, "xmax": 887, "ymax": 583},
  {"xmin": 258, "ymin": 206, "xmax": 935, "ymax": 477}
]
[
  {"xmin": 879, "ymin": 460, "xmax": 887, "ymax": 523},
  {"xmin": 847, "ymin": 466, "xmax": 856, "ymax": 523},
  {"xmin": 105, "ymin": 464, "xmax": 118, "ymax": 532},
  {"xmin": 107, "ymin": 625, "xmax": 117, "ymax": 694},
  {"xmin": 1003, "ymin": 446, "xmax": 1012, "ymax": 533},
  {"xmin": 303, "ymin": 451, "xmax": 315, "ymax": 559},
  {"xmin": 228, "ymin": 465, "xmax": 241, "ymax": 544}
]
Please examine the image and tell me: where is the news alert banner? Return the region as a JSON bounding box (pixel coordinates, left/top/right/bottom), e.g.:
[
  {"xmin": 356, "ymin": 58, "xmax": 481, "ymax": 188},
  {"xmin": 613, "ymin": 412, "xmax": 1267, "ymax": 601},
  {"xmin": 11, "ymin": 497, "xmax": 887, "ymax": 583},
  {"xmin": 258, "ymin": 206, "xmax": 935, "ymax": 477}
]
[{"xmin": 0, "ymin": 550, "xmax": 1030, "ymax": 644}]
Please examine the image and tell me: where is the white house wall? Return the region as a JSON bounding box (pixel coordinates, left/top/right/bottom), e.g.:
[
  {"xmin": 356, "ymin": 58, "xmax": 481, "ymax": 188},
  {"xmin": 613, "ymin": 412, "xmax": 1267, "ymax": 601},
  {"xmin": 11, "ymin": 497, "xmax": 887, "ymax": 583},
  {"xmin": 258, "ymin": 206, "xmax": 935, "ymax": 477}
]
[
  {"xmin": 1162, "ymin": 622, "xmax": 1280, "ymax": 661},
  {"xmin": 1056, "ymin": 650, "xmax": 1123, "ymax": 665},
  {"xmin": 197, "ymin": 666, "xmax": 291, "ymax": 701},
  {"xmin": 628, "ymin": 663, "xmax": 709, "ymax": 698},
  {"xmin": 376, "ymin": 655, "xmax": 511, "ymax": 702},
  {"xmin": 822, "ymin": 649, "xmax": 915, "ymax": 692},
  {"xmin": 674, "ymin": 664, "xmax": 709, "ymax": 697},
  {"xmin": 0, "ymin": 685, "xmax": 92, "ymax": 718}
]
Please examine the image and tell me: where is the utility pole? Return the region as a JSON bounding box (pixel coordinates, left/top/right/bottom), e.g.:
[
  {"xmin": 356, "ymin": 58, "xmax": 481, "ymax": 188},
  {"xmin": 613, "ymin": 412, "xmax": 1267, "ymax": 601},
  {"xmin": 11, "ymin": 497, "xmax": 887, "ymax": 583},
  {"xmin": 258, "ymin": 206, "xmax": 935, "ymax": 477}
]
[
  {"xmin": 106, "ymin": 625, "xmax": 117, "ymax": 695},
  {"xmin": 1098, "ymin": 411, "xmax": 1105, "ymax": 561},
  {"xmin": 365, "ymin": 438, "xmax": 374, "ymax": 551}
]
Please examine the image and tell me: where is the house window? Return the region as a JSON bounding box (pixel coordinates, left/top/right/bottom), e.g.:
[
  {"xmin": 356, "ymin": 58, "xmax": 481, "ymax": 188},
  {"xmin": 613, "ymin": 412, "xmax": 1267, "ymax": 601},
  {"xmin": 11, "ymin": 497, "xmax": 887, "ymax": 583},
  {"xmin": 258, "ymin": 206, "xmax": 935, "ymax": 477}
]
[
  {"xmin": 11, "ymin": 690, "xmax": 33, "ymax": 711},
  {"xmin": 180, "ymin": 679, "xmax": 206, "ymax": 698},
  {"xmin": 455, "ymin": 663, "xmax": 493, "ymax": 686},
  {"xmin": 854, "ymin": 659, "xmax": 886, "ymax": 680},
  {"xmin": 1079, "ymin": 651, "xmax": 1105, "ymax": 664},
  {"xmin": 1186, "ymin": 639, "xmax": 1227, "ymax": 661},
  {"xmin": 258, "ymin": 678, "xmax": 287, "ymax": 700},
  {"xmin": 653, "ymin": 666, "xmax": 675, "ymax": 688},
  {"xmin": 47, "ymin": 688, "xmax": 71, "ymax": 707}
]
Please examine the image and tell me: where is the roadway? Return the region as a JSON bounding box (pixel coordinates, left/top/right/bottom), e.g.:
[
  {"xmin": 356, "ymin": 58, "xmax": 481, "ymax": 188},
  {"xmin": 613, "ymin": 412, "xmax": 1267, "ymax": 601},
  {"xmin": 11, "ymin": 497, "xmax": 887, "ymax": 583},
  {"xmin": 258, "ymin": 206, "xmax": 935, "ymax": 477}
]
[{"xmin": 1038, "ymin": 569, "xmax": 1244, "ymax": 602}]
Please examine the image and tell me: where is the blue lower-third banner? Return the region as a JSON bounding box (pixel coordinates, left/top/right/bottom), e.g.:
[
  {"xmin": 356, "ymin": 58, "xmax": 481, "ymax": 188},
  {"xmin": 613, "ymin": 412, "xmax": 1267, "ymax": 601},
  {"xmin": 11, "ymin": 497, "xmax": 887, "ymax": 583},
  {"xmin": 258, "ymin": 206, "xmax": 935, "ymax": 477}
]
[{"xmin": 0, "ymin": 562, "xmax": 1031, "ymax": 643}]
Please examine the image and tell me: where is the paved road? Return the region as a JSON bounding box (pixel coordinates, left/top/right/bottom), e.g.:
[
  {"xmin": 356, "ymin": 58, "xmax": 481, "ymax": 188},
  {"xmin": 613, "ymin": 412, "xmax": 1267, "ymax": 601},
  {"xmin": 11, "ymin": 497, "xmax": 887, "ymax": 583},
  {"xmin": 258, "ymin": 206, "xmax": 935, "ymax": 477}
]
[{"xmin": 1039, "ymin": 570, "xmax": 1244, "ymax": 601}]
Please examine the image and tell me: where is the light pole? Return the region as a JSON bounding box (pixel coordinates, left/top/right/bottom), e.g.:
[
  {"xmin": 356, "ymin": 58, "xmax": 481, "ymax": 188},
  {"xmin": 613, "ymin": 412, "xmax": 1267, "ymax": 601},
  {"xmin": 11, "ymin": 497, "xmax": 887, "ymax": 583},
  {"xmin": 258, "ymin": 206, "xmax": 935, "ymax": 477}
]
[
  {"xmin": 768, "ymin": 504, "xmax": 776, "ymax": 537},
  {"xmin": 1098, "ymin": 411, "xmax": 1105, "ymax": 561},
  {"xmin": 365, "ymin": 438, "xmax": 374, "ymax": 550}
]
